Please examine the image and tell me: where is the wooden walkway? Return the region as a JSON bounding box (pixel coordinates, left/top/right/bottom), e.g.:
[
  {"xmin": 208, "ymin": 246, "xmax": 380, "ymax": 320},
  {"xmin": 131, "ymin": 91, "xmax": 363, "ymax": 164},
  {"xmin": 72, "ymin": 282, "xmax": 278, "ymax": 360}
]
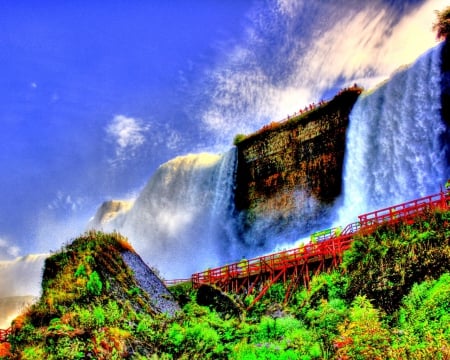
[{"xmin": 190, "ymin": 190, "xmax": 449, "ymax": 309}]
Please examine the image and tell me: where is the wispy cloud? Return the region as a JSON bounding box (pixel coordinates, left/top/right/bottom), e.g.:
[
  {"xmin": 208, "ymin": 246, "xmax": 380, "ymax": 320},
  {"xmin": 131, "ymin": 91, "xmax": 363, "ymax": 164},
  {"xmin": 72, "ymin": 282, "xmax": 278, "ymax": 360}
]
[
  {"xmin": 200, "ymin": 0, "xmax": 445, "ymax": 148},
  {"xmin": 106, "ymin": 115, "xmax": 150, "ymax": 163},
  {"xmin": 0, "ymin": 237, "xmax": 21, "ymax": 260},
  {"xmin": 47, "ymin": 191, "xmax": 86, "ymax": 212}
]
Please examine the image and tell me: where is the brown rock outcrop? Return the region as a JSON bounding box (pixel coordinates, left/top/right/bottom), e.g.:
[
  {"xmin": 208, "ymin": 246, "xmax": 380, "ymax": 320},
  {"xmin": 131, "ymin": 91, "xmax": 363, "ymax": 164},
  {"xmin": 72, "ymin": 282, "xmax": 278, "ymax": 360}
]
[{"xmin": 234, "ymin": 87, "xmax": 362, "ymax": 222}]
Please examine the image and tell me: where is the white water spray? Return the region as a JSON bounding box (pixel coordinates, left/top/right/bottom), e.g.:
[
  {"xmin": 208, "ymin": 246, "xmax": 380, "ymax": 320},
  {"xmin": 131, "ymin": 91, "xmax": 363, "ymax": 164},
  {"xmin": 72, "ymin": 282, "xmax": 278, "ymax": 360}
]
[
  {"xmin": 100, "ymin": 150, "xmax": 239, "ymax": 278},
  {"xmin": 337, "ymin": 43, "xmax": 447, "ymax": 224},
  {"xmin": 94, "ymin": 43, "xmax": 449, "ymax": 278}
]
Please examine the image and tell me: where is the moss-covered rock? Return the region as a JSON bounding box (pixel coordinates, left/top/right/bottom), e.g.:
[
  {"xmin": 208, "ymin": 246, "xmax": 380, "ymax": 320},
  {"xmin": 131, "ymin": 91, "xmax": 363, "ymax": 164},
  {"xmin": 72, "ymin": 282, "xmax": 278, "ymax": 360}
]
[
  {"xmin": 7, "ymin": 231, "xmax": 179, "ymax": 359},
  {"xmin": 196, "ymin": 285, "xmax": 243, "ymax": 319}
]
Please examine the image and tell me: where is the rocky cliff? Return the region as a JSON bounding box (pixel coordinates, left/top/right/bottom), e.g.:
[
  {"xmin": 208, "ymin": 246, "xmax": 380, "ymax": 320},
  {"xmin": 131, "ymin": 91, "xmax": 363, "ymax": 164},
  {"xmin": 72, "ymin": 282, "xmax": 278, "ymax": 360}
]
[{"xmin": 234, "ymin": 87, "xmax": 362, "ymax": 223}]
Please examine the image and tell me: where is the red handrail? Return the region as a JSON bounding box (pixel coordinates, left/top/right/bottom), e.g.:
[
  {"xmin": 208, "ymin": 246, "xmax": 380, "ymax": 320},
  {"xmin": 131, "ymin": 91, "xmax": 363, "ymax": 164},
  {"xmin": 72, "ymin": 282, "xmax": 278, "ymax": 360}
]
[
  {"xmin": 358, "ymin": 191, "xmax": 448, "ymax": 226},
  {"xmin": 0, "ymin": 328, "xmax": 11, "ymax": 343},
  {"xmin": 173, "ymin": 190, "xmax": 450, "ymax": 305}
]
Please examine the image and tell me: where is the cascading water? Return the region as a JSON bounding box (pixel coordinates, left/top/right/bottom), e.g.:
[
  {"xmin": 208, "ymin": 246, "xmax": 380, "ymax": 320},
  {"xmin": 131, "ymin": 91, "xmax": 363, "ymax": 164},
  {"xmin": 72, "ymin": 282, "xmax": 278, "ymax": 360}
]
[
  {"xmin": 337, "ymin": 42, "xmax": 448, "ymax": 224},
  {"xmin": 93, "ymin": 43, "xmax": 449, "ymax": 279},
  {"xmin": 103, "ymin": 150, "xmax": 239, "ymax": 278},
  {"xmin": 209, "ymin": 147, "xmax": 241, "ymax": 260}
]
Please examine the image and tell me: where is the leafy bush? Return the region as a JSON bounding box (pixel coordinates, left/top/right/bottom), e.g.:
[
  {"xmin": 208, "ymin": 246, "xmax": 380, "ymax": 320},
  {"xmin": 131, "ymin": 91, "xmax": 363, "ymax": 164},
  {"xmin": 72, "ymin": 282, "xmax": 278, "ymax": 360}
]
[
  {"xmin": 86, "ymin": 271, "xmax": 103, "ymax": 296},
  {"xmin": 334, "ymin": 296, "xmax": 391, "ymax": 360},
  {"xmin": 92, "ymin": 306, "xmax": 106, "ymax": 327},
  {"xmin": 390, "ymin": 273, "xmax": 450, "ymax": 358},
  {"xmin": 74, "ymin": 264, "xmax": 86, "ymax": 278},
  {"xmin": 104, "ymin": 300, "xmax": 123, "ymax": 325},
  {"xmin": 53, "ymin": 336, "xmax": 86, "ymax": 360},
  {"xmin": 233, "ymin": 134, "xmax": 247, "ymax": 145}
]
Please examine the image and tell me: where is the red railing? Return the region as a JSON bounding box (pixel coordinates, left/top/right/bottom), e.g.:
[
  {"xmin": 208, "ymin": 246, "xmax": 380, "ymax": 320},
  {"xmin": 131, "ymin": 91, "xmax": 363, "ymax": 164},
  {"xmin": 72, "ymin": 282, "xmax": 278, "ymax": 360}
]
[
  {"xmin": 191, "ymin": 233, "xmax": 354, "ymax": 287},
  {"xmin": 0, "ymin": 328, "xmax": 11, "ymax": 343},
  {"xmin": 358, "ymin": 192, "xmax": 448, "ymax": 227},
  {"xmin": 164, "ymin": 278, "xmax": 191, "ymax": 286},
  {"xmin": 175, "ymin": 190, "xmax": 449, "ymax": 306}
]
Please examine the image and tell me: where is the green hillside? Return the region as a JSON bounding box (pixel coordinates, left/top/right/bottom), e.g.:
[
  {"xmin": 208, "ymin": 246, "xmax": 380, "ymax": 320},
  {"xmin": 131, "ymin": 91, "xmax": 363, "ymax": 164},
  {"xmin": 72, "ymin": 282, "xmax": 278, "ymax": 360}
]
[{"xmin": 3, "ymin": 209, "xmax": 450, "ymax": 359}]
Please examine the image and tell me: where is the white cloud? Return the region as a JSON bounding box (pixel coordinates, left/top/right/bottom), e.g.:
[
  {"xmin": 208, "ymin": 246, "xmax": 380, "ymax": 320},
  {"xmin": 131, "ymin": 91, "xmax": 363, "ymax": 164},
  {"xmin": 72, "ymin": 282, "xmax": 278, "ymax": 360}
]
[
  {"xmin": 107, "ymin": 115, "xmax": 149, "ymax": 150},
  {"xmin": 300, "ymin": 0, "xmax": 447, "ymax": 90},
  {"xmin": 106, "ymin": 115, "xmax": 150, "ymax": 162},
  {"xmin": 200, "ymin": 0, "xmax": 446, "ymax": 147},
  {"xmin": 0, "ymin": 237, "xmax": 21, "ymax": 260},
  {"xmin": 47, "ymin": 191, "xmax": 86, "ymax": 212},
  {"xmin": 275, "ymin": 0, "xmax": 304, "ymax": 17}
]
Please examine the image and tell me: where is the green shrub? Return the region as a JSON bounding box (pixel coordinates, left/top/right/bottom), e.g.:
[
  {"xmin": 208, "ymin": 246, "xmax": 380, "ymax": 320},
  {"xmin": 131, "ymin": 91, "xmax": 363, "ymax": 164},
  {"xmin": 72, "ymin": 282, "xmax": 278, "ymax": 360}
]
[
  {"xmin": 54, "ymin": 336, "xmax": 86, "ymax": 360},
  {"xmin": 92, "ymin": 306, "xmax": 106, "ymax": 327},
  {"xmin": 74, "ymin": 264, "xmax": 86, "ymax": 278},
  {"xmin": 335, "ymin": 296, "xmax": 391, "ymax": 360},
  {"xmin": 167, "ymin": 322, "xmax": 185, "ymax": 352},
  {"xmin": 233, "ymin": 134, "xmax": 247, "ymax": 145},
  {"xmin": 391, "ymin": 273, "xmax": 450, "ymax": 358},
  {"xmin": 136, "ymin": 314, "xmax": 156, "ymax": 339},
  {"xmin": 86, "ymin": 271, "xmax": 102, "ymax": 296},
  {"xmin": 185, "ymin": 322, "xmax": 220, "ymax": 354},
  {"xmin": 127, "ymin": 286, "xmax": 141, "ymax": 296},
  {"xmin": 230, "ymin": 342, "xmax": 301, "ymax": 360},
  {"xmin": 22, "ymin": 346, "xmax": 45, "ymax": 360},
  {"xmin": 105, "ymin": 300, "xmax": 123, "ymax": 325},
  {"xmin": 78, "ymin": 308, "xmax": 95, "ymax": 329}
]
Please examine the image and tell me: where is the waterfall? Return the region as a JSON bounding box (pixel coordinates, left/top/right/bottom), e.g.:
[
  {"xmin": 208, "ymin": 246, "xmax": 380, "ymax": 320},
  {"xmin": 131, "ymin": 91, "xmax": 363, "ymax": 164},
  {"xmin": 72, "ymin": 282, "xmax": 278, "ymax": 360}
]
[
  {"xmin": 209, "ymin": 147, "xmax": 241, "ymax": 259},
  {"xmin": 104, "ymin": 150, "xmax": 239, "ymax": 278},
  {"xmin": 92, "ymin": 43, "xmax": 450, "ymax": 278},
  {"xmin": 337, "ymin": 43, "xmax": 448, "ymax": 223}
]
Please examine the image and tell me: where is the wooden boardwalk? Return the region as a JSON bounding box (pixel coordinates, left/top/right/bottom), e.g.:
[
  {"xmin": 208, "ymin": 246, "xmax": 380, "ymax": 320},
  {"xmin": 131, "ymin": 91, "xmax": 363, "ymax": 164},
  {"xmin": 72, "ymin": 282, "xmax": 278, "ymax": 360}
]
[{"xmin": 190, "ymin": 190, "xmax": 449, "ymax": 309}]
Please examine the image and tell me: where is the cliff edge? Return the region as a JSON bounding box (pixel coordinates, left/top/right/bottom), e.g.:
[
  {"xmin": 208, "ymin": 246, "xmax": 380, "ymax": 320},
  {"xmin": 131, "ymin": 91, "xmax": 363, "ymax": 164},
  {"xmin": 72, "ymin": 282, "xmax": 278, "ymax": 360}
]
[{"xmin": 234, "ymin": 87, "xmax": 362, "ymax": 223}]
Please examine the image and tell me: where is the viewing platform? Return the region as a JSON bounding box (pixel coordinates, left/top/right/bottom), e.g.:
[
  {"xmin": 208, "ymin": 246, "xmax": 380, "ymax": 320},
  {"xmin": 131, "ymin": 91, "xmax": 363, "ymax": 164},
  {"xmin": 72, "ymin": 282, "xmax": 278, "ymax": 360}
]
[{"xmin": 189, "ymin": 190, "xmax": 450, "ymax": 309}]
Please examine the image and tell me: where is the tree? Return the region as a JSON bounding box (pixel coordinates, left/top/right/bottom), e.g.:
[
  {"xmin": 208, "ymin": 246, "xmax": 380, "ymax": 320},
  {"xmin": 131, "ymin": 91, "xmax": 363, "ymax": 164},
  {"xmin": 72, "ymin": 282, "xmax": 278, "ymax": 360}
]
[{"xmin": 433, "ymin": 6, "xmax": 450, "ymax": 40}]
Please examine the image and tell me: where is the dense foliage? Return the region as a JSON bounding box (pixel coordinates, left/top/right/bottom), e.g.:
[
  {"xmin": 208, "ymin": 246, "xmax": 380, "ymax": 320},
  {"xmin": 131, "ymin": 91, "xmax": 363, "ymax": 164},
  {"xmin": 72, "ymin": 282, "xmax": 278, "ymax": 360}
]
[
  {"xmin": 434, "ymin": 6, "xmax": 450, "ymax": 40},
  {"xmin": 2, "ymin": 209, "xmax": 450, "ymax": 359}
]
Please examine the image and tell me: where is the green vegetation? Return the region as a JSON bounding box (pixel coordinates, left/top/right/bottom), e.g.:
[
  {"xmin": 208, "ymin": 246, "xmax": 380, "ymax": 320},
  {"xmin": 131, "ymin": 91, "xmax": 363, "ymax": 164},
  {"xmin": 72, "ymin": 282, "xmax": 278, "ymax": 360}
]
[
  {"xmin": 233, "ymin": 134, "xmax": 247, "ymax": 146},
  {"xmin": 433, "ymin": 5, "xmax": 450, "ymax": 40},
  {"xmin": 3, "ymin": 209, "xmax": 450, "ymax": 359}
]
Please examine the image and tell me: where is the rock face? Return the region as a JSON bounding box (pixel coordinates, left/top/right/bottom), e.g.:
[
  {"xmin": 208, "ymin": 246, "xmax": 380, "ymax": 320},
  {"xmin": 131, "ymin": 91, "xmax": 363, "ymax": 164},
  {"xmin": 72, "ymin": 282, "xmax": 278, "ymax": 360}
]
[
  {"xmin": 121, "ymin": 251, "xmax": 180, "ymax": 316},
  {"xmin": 234, "ymin": 87, "xmax": 362, "ymax": 222}
]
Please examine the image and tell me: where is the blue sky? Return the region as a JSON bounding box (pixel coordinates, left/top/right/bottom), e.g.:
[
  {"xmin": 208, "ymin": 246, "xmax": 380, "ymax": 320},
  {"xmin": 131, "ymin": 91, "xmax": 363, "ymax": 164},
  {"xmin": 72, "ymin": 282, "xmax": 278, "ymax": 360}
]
[
  {"xmin": 0, "ymin": 1, "xmax": 253, "ymax": 256},
  {"xmin": 0, "ymin": 0, "xmax": 446, "ymax": 259}
]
